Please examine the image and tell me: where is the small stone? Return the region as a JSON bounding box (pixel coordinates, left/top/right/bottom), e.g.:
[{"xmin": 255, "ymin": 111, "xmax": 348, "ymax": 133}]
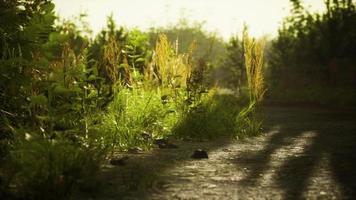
[
  {"xmin": 191, "ymin": 149, "xmax": 209, "ymax": 159},
  {"xmin": 110, "ymin": 156, "xmax": 129, "ymax": 166}
]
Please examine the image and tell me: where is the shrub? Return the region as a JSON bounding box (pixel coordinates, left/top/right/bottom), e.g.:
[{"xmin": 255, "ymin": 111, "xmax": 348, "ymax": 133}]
[
  {"xmin": 100, "ymin": 87, "xmax": 179, "ymax": 151},
  {"xmin": 1, "ymin": 137, "xmax": 106, "ymax": 200},
  {"xmin": 173, "ymin": 90, "xmax": 243, "ymax": 139}
]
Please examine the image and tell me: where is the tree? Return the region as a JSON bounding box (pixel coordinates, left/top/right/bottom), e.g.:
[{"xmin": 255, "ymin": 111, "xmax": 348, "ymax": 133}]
[
  {"xmin": 219, "ymin": 34, "xmax": 245, "ymax": 90},
  {"xmin": 0, "ymin": 0, "xmax": 56, "ymax": 125},
  {"xmin": 268, "ymin": 0, "xmax": 356, "ymax": 104}
]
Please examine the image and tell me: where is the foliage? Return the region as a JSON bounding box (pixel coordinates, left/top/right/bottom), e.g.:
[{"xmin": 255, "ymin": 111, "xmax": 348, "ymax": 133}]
[
  {"xmin": 268, "ymin": 0, "xmax": 356, "ymax": 106},
  {"xmin": 1, "ymin": 137, "xmax": 106, "ymax": 200},
  {"xmin": 100, "ymin": 87, "xmax": 177, "ymax": 151},
  {"xmin": 233, "ymin": 29, "xmax": 266, "ymax": 137},
  {"xmin": 243, "ymin": 29, "xmax": 266, "ymax": 104},
  {"xmin": 0, "ymin": 3, "xmax": 104, "ymax": 198},
  {"xmin": 0, "ymin": 2, "xmax": 265, "ymax": 198},
  {"xmin": 271, "ymin": 86, "xmax": 356, "ymax": 107},
  {"xmin": 0, "ymin": 0, "xmax": 56, "ymax": 59},
  {"xmin": 0, "ymin": 0, "xmax": 56, "ymax": 128},
  {"xmin": 215, "ymin": 34, "xmax": 245, "ymax": 89},
  {"xmin": 151, "ymin": 34, "xmax": 192, "ymax": 89},
  {"xmin": 125, "ymin": 29, "xmax": 152, "ymax": 73},
  {"xmin": 173, "ymin": 91, "xmax": 243, "ymax": 139},
  {"xmin": 235, "ymin": 101, "xmax": 261, "ymax": 138},
  {"xmin": 147, "ymin": 19, "xmax": 228, "ymax": 90},
  {"xmin": 147, "ymin": 19, "xmax": 226, "ymax": 68},
  {"xmin": 87, "ymin": 16, "xmax": 152, "ymax": 108},
  {"xmin": 98, "ymin": 33, "xmax": 205, "ymax": 150}
]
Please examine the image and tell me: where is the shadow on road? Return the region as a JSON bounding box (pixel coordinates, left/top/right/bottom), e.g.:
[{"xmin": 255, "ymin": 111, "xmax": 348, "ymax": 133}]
[
  {"xmin": 78, "ymin": 104, "xmax": 356, "ymax": 199},
  {"xmin": 234, "ymin": 106, "xmax": 356, "ymax": 199},
  {"xmin": 79, "ymin": 94, "xmax": 238, "ymax": 199}
]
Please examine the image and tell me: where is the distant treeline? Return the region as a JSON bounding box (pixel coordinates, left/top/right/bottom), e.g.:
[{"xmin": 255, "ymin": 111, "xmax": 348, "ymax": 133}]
[
  {"xmin": 223, "ymin": 0, "xmax": 356, "ymax": 106},
  {"xmin": 267, "ymin": 0, "xmax": 356, "ymax": 106},
  {"xmin": 1, "ymin": 0, "xmax": 355, "ymax": 118}
]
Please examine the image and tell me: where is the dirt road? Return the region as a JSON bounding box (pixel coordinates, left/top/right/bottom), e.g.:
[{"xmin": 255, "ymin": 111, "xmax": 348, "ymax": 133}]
[{"xmin": 85, "ymin": 106, "xmax": 356, "ymax": 200}]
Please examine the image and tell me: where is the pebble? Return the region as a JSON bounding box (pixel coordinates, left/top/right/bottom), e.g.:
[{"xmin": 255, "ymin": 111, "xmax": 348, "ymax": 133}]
[
  {"xmin": 109, "ymin": 156, "xmax": 129, "ymax": 166},
  {"xmin": 191, "ymin": 149, "xmax": 209, "ymax": 159}
]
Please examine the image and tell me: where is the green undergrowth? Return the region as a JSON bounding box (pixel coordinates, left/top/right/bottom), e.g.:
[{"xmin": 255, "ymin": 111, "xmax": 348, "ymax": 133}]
[
  {"xmin": 99, "ymin": 86, "xmax": 261, "ymax": 149},
  {"xmin": 269, "ymin": 86, "xmax": 356, "ymax": 108},
  {"xmin": 99, "ymin": 87, "xmax": 179, "ymax": 151},
  {"xmin": 0, "ymin": 135, "xmax": 106, "ymax": 200},
  {"xmin": 0, "ymin": 25, "xmax": 265, "ymax": 199},
  {"xmin": 0, "ymin": 87, "xmax": 262, "ymax": 200},
  {"xmin": 173, "ymin": 92, "xmax": 247, "ymax": 140}
]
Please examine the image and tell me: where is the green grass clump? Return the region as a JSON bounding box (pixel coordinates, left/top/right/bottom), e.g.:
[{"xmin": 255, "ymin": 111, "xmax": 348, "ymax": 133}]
[
  {"xmin": 234, "ymin": 29, "xmax": 267, "ymax": 137},
  {"xmin": 0, "ymin": 28, "xmax": 268, "ymax": 199},
  {"xmin": 0, "ymin": 136, "xmax": 106, "ymax": 200},
  {"xmin": 173, "ymin": 90, "xmax": 244, "ymax": 140},
  {"xmin": 270, "ymin": 86, "xmax": 356, "ymax": 107},
  {"xmin": 235, "ymin": 101, "xmax": 262, "ymax": 138},
  {"xmin": 100, "ymin": 87, "xmax": 179, "ymax": 151}
]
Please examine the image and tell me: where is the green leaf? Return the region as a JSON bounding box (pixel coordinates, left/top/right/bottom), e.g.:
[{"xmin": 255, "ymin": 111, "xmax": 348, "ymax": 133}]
[
  {"xmin": 30, "ymin": 95, "xmax": 48, "ymax": 106},
  {"xmin": 135, "ymin": 58, "xmax": 145, "ymax": 63}
]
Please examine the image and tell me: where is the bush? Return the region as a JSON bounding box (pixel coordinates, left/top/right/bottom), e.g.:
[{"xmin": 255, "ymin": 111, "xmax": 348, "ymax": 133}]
[
  {"xmin": 270, "ymin": 86, "xmax": 356, "ymax": 107},
  {"xmin": 173, "ymin": 91, "xmax": 244, "ymax": 139},
  {"xmin": 1, "ymin": 137, "xmax": 106, "ymax": 200},
  {"xmin": 100, "ymin": 87, "xmax": 179, "ymax": 151}
]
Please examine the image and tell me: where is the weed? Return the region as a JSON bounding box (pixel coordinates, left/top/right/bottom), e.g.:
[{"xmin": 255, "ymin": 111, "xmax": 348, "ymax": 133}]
[
  {"xmin": 152, "ymin": 34, "xmax": 192, "ymax": 90},
  {"xmin": 100, "ymin": 87, "xmax": 178, "ymax": 151},
  {"xmin": 1, "ymin": 137, "xmax": 106, "ymax": 200},
  {"xmin": 243, "ymin": 28, "xmax": 266, "ymax": 104},
  {"xmin": 234, "ymin": 29, "xmax": 266, "ymax": 137},
  {"xmin": 173, "ymin": 90, "xmax": 242, "ymax": 140}
]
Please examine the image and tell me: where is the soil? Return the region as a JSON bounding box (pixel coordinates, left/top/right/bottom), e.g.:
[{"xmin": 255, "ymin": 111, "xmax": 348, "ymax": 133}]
[{"xmin": 79, "ymin": 105, "xmax": 356, "ymax": 200}]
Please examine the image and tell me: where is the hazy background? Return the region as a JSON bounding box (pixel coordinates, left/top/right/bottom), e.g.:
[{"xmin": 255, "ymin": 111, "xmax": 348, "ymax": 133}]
[{"xmin": 52, "ymin": 0, "xmax": 325, "ymax": 39}]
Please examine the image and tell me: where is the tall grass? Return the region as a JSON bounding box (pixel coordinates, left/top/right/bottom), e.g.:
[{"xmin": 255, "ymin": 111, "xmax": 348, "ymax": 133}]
[
  {"xmin": 151, "ymin": 34, "xmax": 192, "ymax": 90},
  {"xmin": 100, "ymin": 87, "xmax": 179, "ymax": 151},
  {"xmin": 102, "ymin": 36, "xmax": 122, "ymax": 84},
  {"xmin": 173, "ymin": 90, "xmax": 243, "ymax": 139},
  {"xmin": 0, "ymin": 29, "xmax": 267, "ymax": 199},
  {"xmin": 98, "ymin": 34, "xmax": 196, "ymax": 151},
  {"xmin": 243, "ymin": 29, "xmax": 266, "ymax": 104},
  {"xmin": 235, "ymin": 29, "xmax": 267, "ymax": 137}
]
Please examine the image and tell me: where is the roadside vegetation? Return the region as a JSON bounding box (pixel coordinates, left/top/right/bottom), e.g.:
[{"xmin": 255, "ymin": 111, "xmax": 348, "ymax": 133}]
[
  {"xmin": 0, "ymin": 0, "xmax": 354, "ymax": 199},
  {"xmin": 0, "ymin": 1, "xmax": 264, "ymax": 199}
]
